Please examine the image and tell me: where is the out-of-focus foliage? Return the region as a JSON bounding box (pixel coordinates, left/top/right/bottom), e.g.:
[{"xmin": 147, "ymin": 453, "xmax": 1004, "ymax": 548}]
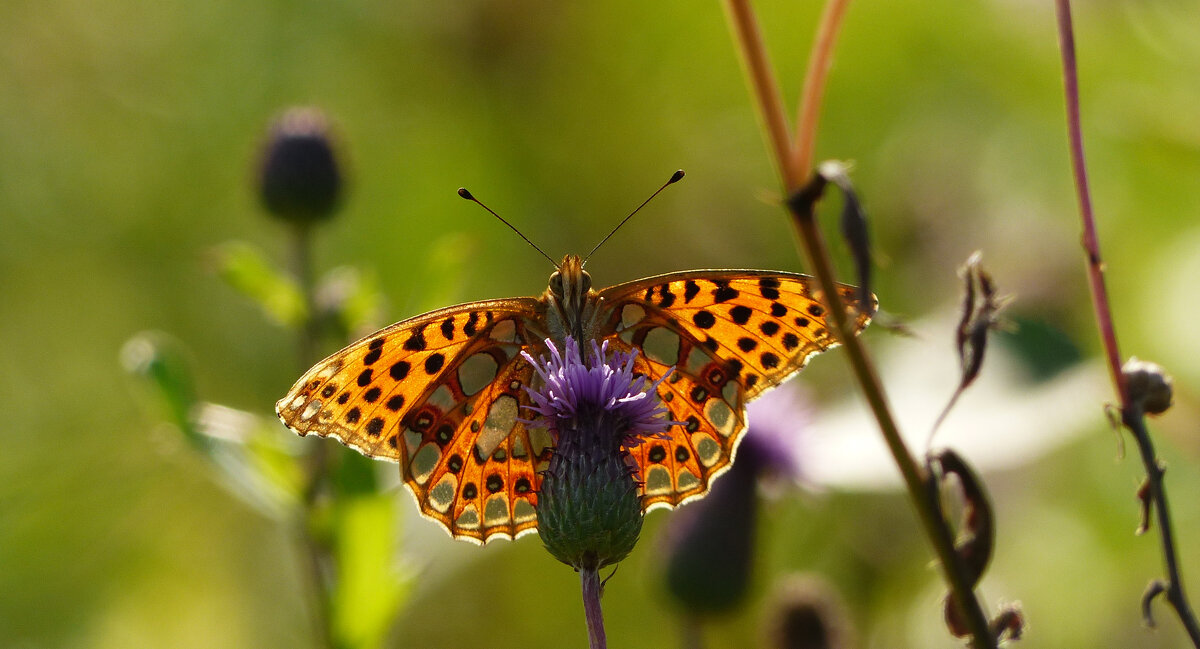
[{"xmin": 3, "ymin": 0, "xmax": 1200, "ymax": 647}]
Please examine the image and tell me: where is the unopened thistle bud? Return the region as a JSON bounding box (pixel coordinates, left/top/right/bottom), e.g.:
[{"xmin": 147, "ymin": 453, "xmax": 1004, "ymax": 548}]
[
  {"xmin": 764, "ymin": 575, "xmax": 854, "ymax": 649},
  {"xmin": 664, "ymin": 387, "xmax": 808, "ymax": 614},
  {"xmin": 258, "ymin": 107, "xmax": 344, "ymax": 224}
]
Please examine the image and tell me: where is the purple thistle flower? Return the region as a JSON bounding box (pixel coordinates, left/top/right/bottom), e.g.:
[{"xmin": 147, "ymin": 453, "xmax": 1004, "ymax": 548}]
[
  {"xmin": 522, "ymin": 337, "xmax": 679, "ymax": 445},
  {"xmin": 521, "ymin": 337, "xmax": 679, "ymax": 571}
]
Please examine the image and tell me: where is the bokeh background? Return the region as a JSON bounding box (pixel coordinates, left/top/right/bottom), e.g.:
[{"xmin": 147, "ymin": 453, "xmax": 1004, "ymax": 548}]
[{"xmin": 5, "ymin": 0, "xmax": 1200, "ymax": 647}]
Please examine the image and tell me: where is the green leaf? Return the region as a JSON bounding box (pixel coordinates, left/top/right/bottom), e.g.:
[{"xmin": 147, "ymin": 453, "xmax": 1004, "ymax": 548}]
[
  {"xmin": 316, "ymin": 266, "xmax": 386, "ymax": 341},
  {"xmin": 213, "ymin": 240, "xmax": 307, "ymax": 327},
  {"xmin": 331, "ymin": 494, "xmax": 410, "ymax": 649},
  {"xmin": 122, "ymin": 332, "xmax": 305, "ymax": 517},
  {"xmin": 121, "ymin": 331, "xmax": 203, "ymax": 449}
]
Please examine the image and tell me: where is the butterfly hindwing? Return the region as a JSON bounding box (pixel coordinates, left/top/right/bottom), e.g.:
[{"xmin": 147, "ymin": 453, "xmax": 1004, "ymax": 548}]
[
  {"xmin": 597, "ymin": 270, "xmax": 873, "ymax": 505},
  {"xmin": 402, "ymin": 343, "xmax": 550, "ymax": 544},
  {"xmin": 276, "ymin": 297, "xmax": 550, "ymax": 544},
  {"xmin": 608, "ymin": 333, "xmax": 746, "ymax": 509}
]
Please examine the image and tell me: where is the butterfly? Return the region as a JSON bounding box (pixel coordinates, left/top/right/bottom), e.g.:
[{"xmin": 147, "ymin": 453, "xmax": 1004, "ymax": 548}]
[{"xmin": 277, "ymin": 254, "xmax": 873, "ymax": 544}]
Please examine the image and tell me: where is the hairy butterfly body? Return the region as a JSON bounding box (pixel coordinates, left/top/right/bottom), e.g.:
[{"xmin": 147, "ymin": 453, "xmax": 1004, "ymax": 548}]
[{"xmin": 277, "ymin": 254, "xmax": 873, "ymax": 544}]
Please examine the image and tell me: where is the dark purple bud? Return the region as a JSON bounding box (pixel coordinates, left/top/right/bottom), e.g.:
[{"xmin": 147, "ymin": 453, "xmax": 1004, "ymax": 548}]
[
  {"xmin": 664, "ymin": 388, "xmax": 809, "ymax": 615},
  {"xmin": 258, "ymin": 107, "xmax": 344, "ymax": 224},
  {"xmin": 664, "ymin": 449, "xmax": 759, "ymax": 614}
]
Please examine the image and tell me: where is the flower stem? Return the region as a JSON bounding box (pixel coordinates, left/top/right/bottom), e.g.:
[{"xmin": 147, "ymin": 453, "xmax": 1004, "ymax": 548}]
[
  {"xmin": 292, "ymin": 220, "xmax": 336, "ymax": 649},
  {"xmin": 581, "ymin": 567, "xmax": 608, "ymax": 649},
  {"xmin": 723, "ymin": 2, "xmax": 995, "ymax": 647},
  {"xmin": 791, "ymin": 0, "xmax": 851, "ymax": 175},
  {"xmin": 680, "ymin": 616, "xmax": 703, "ymax": 649},
  {"xmin": 1054, "ymin": 1, "xmax": 1200, "ymax": 644},
  {"xmin": 722, "ymin": 0, "xmax": 793, "ymax": 181},
  {"xmin": 1052, "ymin": 0, "xmax": 1125, "ymax": 404}
]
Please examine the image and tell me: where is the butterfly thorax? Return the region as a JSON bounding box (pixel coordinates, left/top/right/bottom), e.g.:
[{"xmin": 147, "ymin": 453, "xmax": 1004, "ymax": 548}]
[{"xmin": 543, "ymin": 254, "xmax": 600, "ymax": 344}]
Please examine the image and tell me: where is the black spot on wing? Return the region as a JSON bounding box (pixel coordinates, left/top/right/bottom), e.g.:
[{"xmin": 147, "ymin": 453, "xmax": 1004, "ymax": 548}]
[
  {"xmin": 759, "ymin": 277, "xmax": 781, "ymax": 300},
  {"xmin": 712, "ymin": 281, "xmax": 739, "ymax": 303},
  {"xmin": 693, "ymin": 311, "xmax": 716, "ymax": 329},
  {"xmin": 657, "ymin": 284, "xmax": 676, "ymax": 308},
  {"xmin": 424, "ymin": 353, "xmax": 445, "ymax": 375},
  {"xmin": 390, "ymin": 360, "xmax": 411, "ymax": 380},
  {"xmin": 730, "ymin": 305, "xmax": 752, "ymax": 325},
  {"xmin": 403, "ymin": 325, "xmax": 428, "ymax": 351}
]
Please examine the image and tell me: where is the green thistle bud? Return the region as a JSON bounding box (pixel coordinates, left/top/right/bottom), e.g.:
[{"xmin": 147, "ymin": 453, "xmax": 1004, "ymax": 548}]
[{"xmin": 537, "ymin": 413, "xmax": 644, "ymax": 570}]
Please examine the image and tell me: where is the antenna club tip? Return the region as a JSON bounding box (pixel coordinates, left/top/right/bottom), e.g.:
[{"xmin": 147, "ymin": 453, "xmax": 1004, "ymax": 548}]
[
  {"xmin": 669, "ymin": 170, "xmax": 685, "ymax": 183},
  {"xmin": 457, "ymin": 188, "xmax": 474, "ymax": 200}
]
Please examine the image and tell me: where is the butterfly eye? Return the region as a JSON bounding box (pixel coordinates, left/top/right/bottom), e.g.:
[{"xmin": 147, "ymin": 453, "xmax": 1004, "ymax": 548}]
[
  {"xmin": 549, "ymin": 271, "xmax": 564, "ymax": 297},
  {"xmin": 579, "ymin": 271, "xmax": 592, "ymax": 293}
]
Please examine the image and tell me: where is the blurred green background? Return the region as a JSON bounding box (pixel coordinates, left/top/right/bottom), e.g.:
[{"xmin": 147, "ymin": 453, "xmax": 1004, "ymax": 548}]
[{"xmin": 4, "ymin": 0, "xmax": 1200, "ymax": 647}]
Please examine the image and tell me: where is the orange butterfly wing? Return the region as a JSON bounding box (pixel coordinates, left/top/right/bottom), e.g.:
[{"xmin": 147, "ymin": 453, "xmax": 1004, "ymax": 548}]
[
  {"xmin": 595, "ymin": 270, "xmax": 873, "ymax": 509},
  {"xmin": 276, "ymin": 299, "xmax": 554, "ymax": 544}
]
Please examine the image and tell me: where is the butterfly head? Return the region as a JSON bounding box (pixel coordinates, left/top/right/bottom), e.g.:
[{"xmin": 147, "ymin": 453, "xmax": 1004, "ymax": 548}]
[{"xmin": 547, "ymin": 255, "xmax": 595, "ymax": 341}]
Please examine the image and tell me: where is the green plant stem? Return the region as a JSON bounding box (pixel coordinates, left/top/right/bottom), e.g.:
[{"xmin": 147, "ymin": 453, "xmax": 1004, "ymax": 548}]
[
  {"xmin": 292, "ymin": 221, "xmax": 336, "ymax": 649},
  {"xmin": 293, "ymin": 222, "xmax": 319, "ymax": 370},
  {"xmin": 1054, "ymin": 1, "xmax": 1200, "ymax": 644},
  {"xmin": 723, "ymin": 2, "xmax": 995, "ymax": 647}
]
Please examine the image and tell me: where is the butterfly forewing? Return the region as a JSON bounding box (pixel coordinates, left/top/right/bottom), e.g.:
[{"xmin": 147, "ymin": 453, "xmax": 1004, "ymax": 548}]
[
  {"xmin": 596, "ymin": 270, "xmax": 872, "ymax": 505},
  {"xmin": 276, "ymin": 297, "xmax": 550, "ymax": 543}
]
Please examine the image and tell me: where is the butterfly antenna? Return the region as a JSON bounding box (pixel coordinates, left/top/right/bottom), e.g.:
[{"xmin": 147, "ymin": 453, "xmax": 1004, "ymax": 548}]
[
  {"xmin": 458, "ymin": 188, "xmax": 557, "ymax": 267},
  {"xmin": 584, "ymin": 169, "xmax": 685, "ymax": 264}
]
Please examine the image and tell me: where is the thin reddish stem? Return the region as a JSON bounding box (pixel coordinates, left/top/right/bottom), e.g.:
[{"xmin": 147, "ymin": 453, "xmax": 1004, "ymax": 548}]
[
  {"xmin": 791, "ymin": 0, "xmax": 852, "ymax": 174},
  {"xmin": 1055, "ymin": 1, "xmax": 1200, "ymax": 644},
  {"xmin": 723, "ymin": 0, "xmax": 797, "ymax": 185},
  {"xmin": 1053, "ymin": 0, "xmax": 1127, "ymax": 406}
]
